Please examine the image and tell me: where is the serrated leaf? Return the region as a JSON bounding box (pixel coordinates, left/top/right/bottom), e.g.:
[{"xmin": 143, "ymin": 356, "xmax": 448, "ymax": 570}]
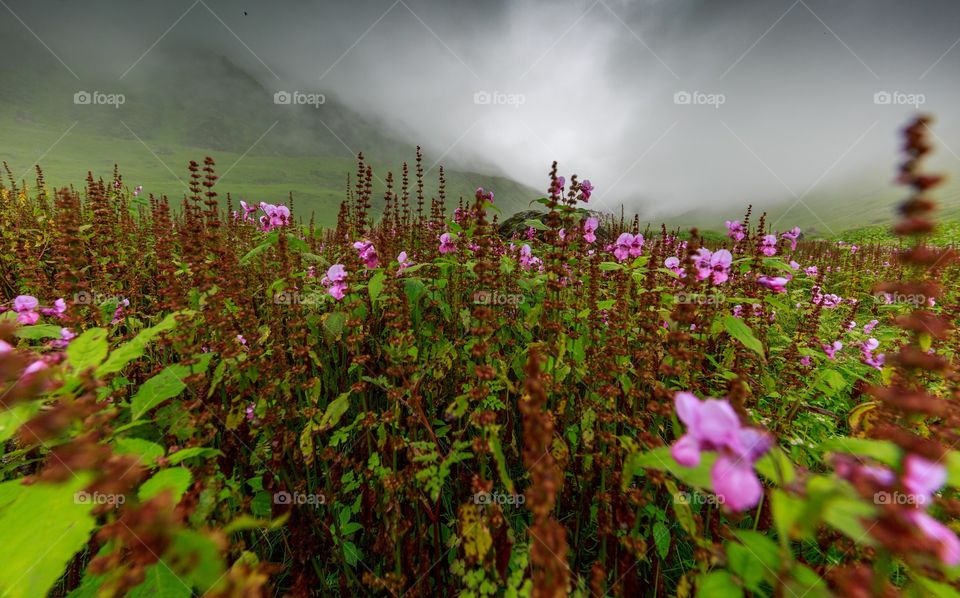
[{"xmin": 721, "ymin": 315, "xmax": 765, "ymax": 358}]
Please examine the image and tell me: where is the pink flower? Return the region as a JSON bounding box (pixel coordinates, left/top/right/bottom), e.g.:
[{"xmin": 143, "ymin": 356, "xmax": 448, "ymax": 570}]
[
  {"xmin": 579, "ymin": 179, "xmax": 594, "ymax": 201},
  {"xmin": 518, "ymin": 244, "xmax": 541, "ymax": 270},
  {"xmin": 805, "ymin": 266, "xmax": 818, "ymax": 276},
  {"xmin": 670, "ymin": 392, "xmax": 771, "ymax": 511},
  {"xmin": 475, "ymin": 187, "xmax": 494, "ymax": 203},
  {"xmin": 758, "ymin": 275, "xmax": 790, "ymax": 293},
  {"xmin": 725, "ymin": 220, "xmax": 746, "ymax": 241},
  {"xmin": 664, "ymin": 256, "xmax": 684, "ymax": 276},
  {"xmin": 864, "ymin": 319, "xmax": 879, "ymax": 334},
  {"xmin": 239, "ymin": 200, "xmax": 258, "ymax": 222},
  {"xmin": 709, "ymin": 249, "xmax": 733, "ymax": 284},
  {"xmin": 397, "ymin": 251, "xmax": 413, "ymax": 273},
  {"xmin": 353, "ymin": 240, "xmax": 379, "ymax": 269},
  {"xmin": 781, "ymin": 227, "xmax": 801, "ymax": 251},
  {"xmin": 760, "ymin": 234, "xmax": 778, "ymax": 256},
  {"xmin": 583, "ymin": 217, "xmax": 598, "ymax": 244},
  {"xmin": 439, "ymin": 233, "xmax": 457, "ymax": 254},
  {"xmin": 906, "ymin": 511, "xmax": 960, "ymax": 565},
  {"xmin": 13, "ymin": 296, "xmax": 38, "ymax": 312},
  {"xmin": 258, "ymin": 202, "xmax": 291, "ymax": 231},
  {"xmin": 824, "ymin": 340, "xmax": 842, "ymax": 360},
  {"xmin": 612, "ymin": 233, "xmax": 644, "ymax": 262},
  {"xmin": 800, "ymin": 355, "xmax": 812, "ymax": 367},
  {"xmin": 322, "ymin": 264, "xmax": 348, "ymax": 300},
  {"xmin": 236, "ymin": 334, "xmax": 247, "ymax": 346},
  {"xmin": 789, "ymin": 260, "xmax": 800, "ymax": 270}
]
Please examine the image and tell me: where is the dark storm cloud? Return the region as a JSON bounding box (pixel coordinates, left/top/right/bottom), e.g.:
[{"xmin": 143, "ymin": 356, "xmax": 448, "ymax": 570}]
[{"xmin": 2, "ymin": 0, "xmax": 960, "ymax": 219}]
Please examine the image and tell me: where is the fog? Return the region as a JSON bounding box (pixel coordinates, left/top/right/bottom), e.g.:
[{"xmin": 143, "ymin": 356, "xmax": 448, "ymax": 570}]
[{"xmin": 3, "ymin": 0, "xmax": 959, "ymax": 219}]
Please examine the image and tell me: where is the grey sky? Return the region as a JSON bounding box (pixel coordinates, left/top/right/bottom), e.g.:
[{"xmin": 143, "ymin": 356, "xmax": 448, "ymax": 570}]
[{"xmin": 2, "ymin": 0, "xmax": 959, "ymax": 218}]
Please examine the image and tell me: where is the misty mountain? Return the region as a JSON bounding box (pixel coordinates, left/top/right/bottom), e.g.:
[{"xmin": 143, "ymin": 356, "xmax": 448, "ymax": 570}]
[{"xmin": 0, "ymin": 42, "xmax": 540, "ymax": 226}]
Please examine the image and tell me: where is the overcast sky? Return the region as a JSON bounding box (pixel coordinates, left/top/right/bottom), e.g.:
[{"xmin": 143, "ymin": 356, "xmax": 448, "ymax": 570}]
[{"xmin": 2, "ymin": 0, "xmax": 960, "ymax": 218}]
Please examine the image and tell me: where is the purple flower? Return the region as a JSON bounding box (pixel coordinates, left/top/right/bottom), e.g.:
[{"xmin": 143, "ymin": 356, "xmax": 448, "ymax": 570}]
[
  {"xmin": 670, "ymin": 392, "xmax": 771, "ymax": 512},
  {"xmin": 579, "ymin": 179, "xmax": 594, "ymax": 201},
  {"xmin": 322, "ymin": 264, "xmax": 348, "ymax": 300},
  {"xmin": 439, "ymin": 233, "xmax": 457, "ymax": 254},
  {"xmin": 781, "ymin": 227, "xmax": 801, "ymax": 251},
  {"xmin": 725, "ymin": 220, "xmax": 745, "ymax": 241},
  {"xmin": 824, "ymin": 340, "xmax": 842, "ymax": 360},
  {"xmin": 583, "ymin": 217, "xmax": 598, "ymax": 244},
  {"xmin": 397, "ymin": 251, "xmax": 413, "ymax": 273},
  {"xmin": 760, "ymin": 234, "xmax": 778, "ymax": 257},
  {"xmin": 805, "ymin": 266, "xmax": 818, "ymax": 276},
  {"xmin": 864, "ymin": 319, "xmax": 879, "ymax": 334},
  {"xmin": 518, "ymin": 244, "xmax": 541, "ymax": 270},
  {"xmin": 907, "ymin": 511, "xmax": 960, "ymax": 565},
  {"xmin": 353, "ymin": 240, "xmax": 379, "ymax": 269},
  {"xmin": 13, "ymin": 296, "xmax": 38, "ymax": 312},
  {"xmin": 758, "ymin": 275, "xmax": 790, "ymax": 293},
  {"xmin": 258, "ymin": 202, "xmax": 291, "ymax": 231}
]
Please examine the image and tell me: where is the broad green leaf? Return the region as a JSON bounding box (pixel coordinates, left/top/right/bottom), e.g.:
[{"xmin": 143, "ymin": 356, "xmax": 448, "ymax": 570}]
[
  {"xmin": 67, "ymin": 328, "xmax": 109, "ymax": 371},
  {"xmin": 130, "ymin": 354, "xmax": 213, "ymax": 420},
  {"xmin": 0, "ymin": 475, "xmax": 96, "ymax": 598},
  {"xmin": 754, "ymin": 447, "xmax": 796, "ymax": 485},
  {"xmin": 721, "ymin": 316, "xmax": 765, "ymax": 358},
  {"xmin": 623, "ymin": 447, "xmax": 715, "ymax": 490},
  {"xmin": 696, "ymin": 571, "xmax": 744, "ymax": 598},
  {"xmin": 0, "ymin": 401, "xmax": 41, "ymax": 443},
  {"xmin": 139, "ymin": 468, "xmax": 193, "ymax": 503},
  {"xmin": 127, "ymin": 563, "xmax": 192, "ymax": 598},
  {"xmin": 165, "ymin": 530, "xmax": 225, "ymax": 591},
  {"xmin": 368, "ymin": 271, "xmax": 386, "ymax": 304},
  {"xmin": 114, "ymin": 438, "xmax": 165, "ymax": 466},
  {"xmin": 98, "ymin": 312, "xmax": 182, "ymax": 376},
  {"xmin": 653, "ymin": 521, "xmax": 670, "ymax": 560},
  {"xmin": 819, "ymin": 437, "xmax": 900, "ymax": 466},
  {"xmin": 13, "ymin": 324, "xmax": 63, "ymax": 340}
]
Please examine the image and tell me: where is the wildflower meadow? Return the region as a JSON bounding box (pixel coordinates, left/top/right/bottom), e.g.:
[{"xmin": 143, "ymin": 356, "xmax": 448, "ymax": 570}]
[{"xmin": 0, "ymin": 116, "xmax": 959, "ymax": 597}]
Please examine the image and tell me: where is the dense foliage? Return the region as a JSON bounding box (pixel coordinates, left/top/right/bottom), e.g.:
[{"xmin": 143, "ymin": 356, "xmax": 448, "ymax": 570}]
[{"xmin": 0, "ymin": 119, "xmax": 959, "ymax": 597}]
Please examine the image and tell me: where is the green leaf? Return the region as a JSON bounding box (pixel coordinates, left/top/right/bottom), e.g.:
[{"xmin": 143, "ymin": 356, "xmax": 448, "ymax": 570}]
[
  {"xmin": 623, "ymin": 447, "xmax": 716, "ymax": 490},
  {"xmin": 819, "ymin": 437, "xmax": 900, "ymax": 466},
  {"xmin": 721, "ymin": 316, "xmax": 765, "ymax": 358},
  {"xmin": 728, "ymin": 531, "xmax": 780, "ymax": 592},
  {"xmin": 599, "ymin": 262, "xmax": 624, "ymax": 271},
  {"xmin": 139, "ymin": 468, "xmax": 193, "ymax": 503},
  {"xmin": 318, "ymin": 392, "xmax": 351, "ymax": 431},
  {"xmin": 98, "ymin": 312, "xmax": 182, "ymax": 376},
  {"xmin": 165, "ymin": 530, "xmax": 225, "ymax": 591},
  {"xmin": 754, "ymin": 447, "xmax": 796, "ymax": 485},
  {"xmin": 0, "ymin": 401, "xmax": 41, "ymax": 443},
  {"xmin": 368, "ymin": 271, "xmax": 386, "ymax": 304},
  {"xmin": 696, "ymin": 571, "xmax": 744, "ymax": 598},
  {"xmin": 653, "ymin": 521, "xmax": 670, "ymax": 560},
  {"xmin": 0, "ymin": 476, "xmax": 96, "ymax": 598},
  {"xmin": 114, "ymin": 438, "xmax": 165, "ymax": 466},
  {"xmin": 166, "ymin": 447, "xmax": 221, "ymax": 465},
  {"xmin": 130, "ymin": 354, "xmax": 213, "ymax": 420},
  {"xmin": 322, "ymin": 312, "xmax": 347, "ymax": 340},
  {"xmin": 13, "ymin": 324, "xmax": 63, "ymax": 340},
  {"xmin": 523, "ymin": 218, "xmax": 547, "ymax": 231},
  {"xmin": 67, "ymin": 328, "xmax": 109, "ymax": 371},
  {"xmin": 127, "ymin": 563, "xmax": 192, "ymax": 598}
]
